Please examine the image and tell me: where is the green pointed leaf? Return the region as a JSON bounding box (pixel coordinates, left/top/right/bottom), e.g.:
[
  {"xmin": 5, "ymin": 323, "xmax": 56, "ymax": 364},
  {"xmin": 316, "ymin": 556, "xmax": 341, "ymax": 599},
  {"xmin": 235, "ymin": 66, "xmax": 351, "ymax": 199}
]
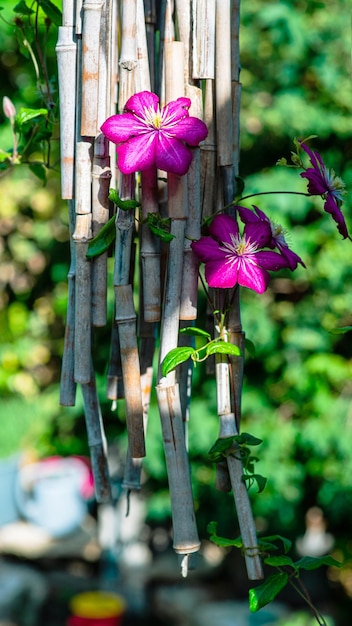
[
  {"xmin": 206, "ymin": 341, "xmax": 241, "ymax": 357},
  {"xmin": 161, "ymin": 346, "xmax": 196, "ymax": 377},
  {"xmin": 294, "ymin": 555, "xmax": 342, "ymax": 571},
  {"xmin": 245, "ymin": 338, "xmax": 256, "ymax": 356},
  {"xmin": 86, "ymin": 214, "xmax": 116, "ymax": 258},
  {"xmin": 249, "ymin": 572, "xmax": 289, "ymax": 612},
  {"xmin": 264, "ymin": 555, "xmax": 297, "ymax": 569},
  {"xmin": 208, "ymin": 436, "xmax": 238, "ymax": 462},
  {"xmin": 16, "ymin": 107, "xmax": 48, "ymax": 128},
  {"xmin": 235, "ymin": 176, "xmax": 245, "ymax": 196},
  {"xmin": 38, "ymin": 0, "xmax": 62, "ymax": 25},
  {"xmin": 28, "ymin": 162, "xmax": 47, "ymax": 184},
  {"xmin": 243, "ymin": 473, "xmax": 267, "ymax": 493},
  {"xmin": 14, "ymin": 0, "xmax": 34, "ymax": 15},
  {"xmin": 179, "ymin": 327, "xmax": 211, "ymax": 339},
  {"xmin": 329, "ymin": 326, "xmax": 352, "ymax": 335},
  {"xmin": 259, "ymin": 535, "xmax": 292, "ymax": 554},
  {"xmin": 147, "ymin": 221, "xmax": 175, "ymax": 242},
  {"xmin": 236, "ymin": 432, "xmax": 263, "ymax": 446},
  {"xmin": 108, "ymin": 188, "xmax": 140, "ymax": 210},
  {"xmin": 207, "ymin": 522, "xmax": 243, "ymax": 548}
]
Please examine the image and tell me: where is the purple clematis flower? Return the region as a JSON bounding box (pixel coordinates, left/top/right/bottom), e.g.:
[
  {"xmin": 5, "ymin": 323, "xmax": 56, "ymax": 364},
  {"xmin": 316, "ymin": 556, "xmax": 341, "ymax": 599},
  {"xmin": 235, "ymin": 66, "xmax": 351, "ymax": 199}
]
[
  {"xmin": 237, "ymin": 205, "xmax": 306, "ymax": 271},
  {"xmin": 101, "ymin": 91, "xmax": 208, "ymax": 176},
  {"xmin": 299, "ymin": 142, "xmax": 348, "ymax": 239},
  {"xmin": 191, "ymin": 214, "xmax": 290, "ymax": 294}
]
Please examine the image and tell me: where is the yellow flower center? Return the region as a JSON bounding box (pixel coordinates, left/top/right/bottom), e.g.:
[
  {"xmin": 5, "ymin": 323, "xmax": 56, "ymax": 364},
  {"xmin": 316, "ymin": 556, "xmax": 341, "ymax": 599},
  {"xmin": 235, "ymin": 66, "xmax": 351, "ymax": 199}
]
[{"xmin": 143, "ymin": 105, "xmax": 163, "ymax": 129}]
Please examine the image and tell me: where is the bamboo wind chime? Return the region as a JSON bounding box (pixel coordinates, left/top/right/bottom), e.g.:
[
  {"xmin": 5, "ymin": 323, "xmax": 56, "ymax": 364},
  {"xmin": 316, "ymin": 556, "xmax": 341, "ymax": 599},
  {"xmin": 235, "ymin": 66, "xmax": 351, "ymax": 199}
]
[{"xmin": 56, "ymin": 0, "xmax": 263, "ymax": 580}]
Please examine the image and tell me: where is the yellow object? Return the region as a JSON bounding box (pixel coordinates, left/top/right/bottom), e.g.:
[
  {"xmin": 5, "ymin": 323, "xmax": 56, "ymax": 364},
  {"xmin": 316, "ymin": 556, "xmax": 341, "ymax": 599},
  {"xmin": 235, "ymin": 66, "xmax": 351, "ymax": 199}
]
[{"xmin": 70, "ymin": 591, "xmax": 126, "ymax": 619}]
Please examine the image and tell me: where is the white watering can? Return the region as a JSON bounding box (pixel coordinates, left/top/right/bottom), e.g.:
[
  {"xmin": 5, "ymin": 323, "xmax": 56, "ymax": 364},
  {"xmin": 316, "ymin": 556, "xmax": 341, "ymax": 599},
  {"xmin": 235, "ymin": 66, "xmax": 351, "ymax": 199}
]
[{"xmin": 15, "ymin": 457, "xmax": 90, "ymax": 537}]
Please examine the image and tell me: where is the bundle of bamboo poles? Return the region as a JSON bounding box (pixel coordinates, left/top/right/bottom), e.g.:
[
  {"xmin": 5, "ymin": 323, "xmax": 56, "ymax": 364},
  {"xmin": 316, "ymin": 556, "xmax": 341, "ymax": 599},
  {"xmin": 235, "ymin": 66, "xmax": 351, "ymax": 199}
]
[{"xmin": 56, "ymin": 0, "xmax": 263, "ymax": 580}]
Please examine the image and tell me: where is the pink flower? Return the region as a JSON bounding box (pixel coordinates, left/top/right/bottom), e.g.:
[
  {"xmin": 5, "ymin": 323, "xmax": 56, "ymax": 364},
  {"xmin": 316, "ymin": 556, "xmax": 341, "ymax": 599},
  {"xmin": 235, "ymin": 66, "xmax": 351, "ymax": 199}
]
[
  {"xmin": 299, "ymin": 142, "xmax": 348, "ymax": 239},
  {"xmin": 101, "ymin": 91, "xmax": 208, "ymax": 176},
  {"xmin": 191, "ymin": 214, "xmax": 290, "ymax": 294},
  {"xmin": 237, "ymin": 205, "xmax": 306, "ymax": 271}
]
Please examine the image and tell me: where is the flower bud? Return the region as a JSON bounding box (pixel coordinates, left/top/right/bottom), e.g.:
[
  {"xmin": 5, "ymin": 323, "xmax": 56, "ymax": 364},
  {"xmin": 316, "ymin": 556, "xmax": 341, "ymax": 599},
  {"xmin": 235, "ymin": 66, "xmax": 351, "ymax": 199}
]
[{"xmin": 3, "ymin": 96, "xmax": 16, "ymax": 121}]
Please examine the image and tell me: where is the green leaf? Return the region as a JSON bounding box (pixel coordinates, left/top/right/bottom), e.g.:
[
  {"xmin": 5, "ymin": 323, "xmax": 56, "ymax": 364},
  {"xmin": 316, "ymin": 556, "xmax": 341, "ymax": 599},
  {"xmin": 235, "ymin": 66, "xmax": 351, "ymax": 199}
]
[
  {"xmin": 14, "ymin": 0, "xmax": 34, "ymax": 15},
  {"xmin": 161, "ymin": 346, "xmax": 196, "ymax": 377},
  {"xmin": 179, "ymin": 327, "xmax": 211, "ymax": 339},
  {"xmin": 329, "ymin": 326, "xmax": 352, "ymax": 335},
  {"xmin": 294, "ymin": 555, "xmax": 342, "ymax": 571},
  {"xmin": 245, "ymin": 338, "xmax": 256, "ymax": 356},
  {"xmin": 86, "ymin": 215, "xmax": 116, "ymax": 258},
  {"xmin": 38, "ymin": 0, "xmax": 62, "ymax": 25},
  {"xmin": 147, "ymin": 221, "xmax": 175, "ymax": 242},
  {"xmin": 108, "ymin": 188, "xmax": 140, "ymax": 210},
  {"xmin": 205, "ymin": 341, "xmax": 241, "ymax": 357},
  {"xmin": 264, "ymin": 555, "xmax": 297, "ymax": 569},
  {"xmin": 259, "ymin": 535, "xmax": 292, "ymax": 554},
  {"xmin": 146, "ymin": 212, "xmax": 175, "ymax": 242},
  {"xmin": 243, "ymin": 473, "xmax": 267, "ymax": 493},
  {"xmin": 235, "ymin": 176, "xmax": 245, "ymax": 196},
  {"xmin": 207, "ymin": 522, "xmax": 243, "ymax": 548},
  {"xmin": 16, "ymin": 107, "xmax": 48, "ymax": 128},
  {"xmin": 249, "ymin": 572, "xmax": 289, "ymax": 612},
  {"xmin": 208, "ymin": 436, "xmax": 238, "ymax": 462},
  {"xmin": 28, "ymin": 163, "xmax": 47, "ymax": 185},
  {"xmin": 236, "ymin": 432, "xmax": 263, "ymax": 446}
]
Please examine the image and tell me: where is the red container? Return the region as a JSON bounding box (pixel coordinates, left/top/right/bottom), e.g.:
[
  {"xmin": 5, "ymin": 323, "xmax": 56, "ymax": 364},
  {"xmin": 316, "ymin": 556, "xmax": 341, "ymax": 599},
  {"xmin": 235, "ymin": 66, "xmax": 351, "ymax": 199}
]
[{"xmin": 67, "ymin": 591, "xmax": 126, "ymax": 626}]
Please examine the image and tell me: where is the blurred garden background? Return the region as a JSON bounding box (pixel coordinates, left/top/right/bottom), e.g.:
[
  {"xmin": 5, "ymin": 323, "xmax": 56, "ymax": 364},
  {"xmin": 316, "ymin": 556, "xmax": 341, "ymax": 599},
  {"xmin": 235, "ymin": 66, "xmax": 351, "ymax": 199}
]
[{"xmin": 0, "ymin": 0, "xmax": 352, "ymax": 623}]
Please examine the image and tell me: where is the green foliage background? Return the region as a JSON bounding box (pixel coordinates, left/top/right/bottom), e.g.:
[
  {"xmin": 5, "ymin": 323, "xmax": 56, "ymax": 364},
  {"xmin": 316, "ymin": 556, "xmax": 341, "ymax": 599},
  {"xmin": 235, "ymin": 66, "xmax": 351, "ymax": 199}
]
[{"xmin": 0, "ymin": 0, "xmax": 352, "ymax": 612}]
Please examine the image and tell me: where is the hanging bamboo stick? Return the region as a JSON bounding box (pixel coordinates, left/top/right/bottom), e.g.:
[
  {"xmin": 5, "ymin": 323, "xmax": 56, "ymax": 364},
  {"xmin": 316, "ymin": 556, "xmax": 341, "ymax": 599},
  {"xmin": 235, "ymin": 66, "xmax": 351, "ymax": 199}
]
[
  {"xmin": 218, "ymin": 412, "xmax": 263, "ymax": 580},
  {"xmin": 115, "ymin": 284, "xmax": 145, "ymax": 459},
  {"xmin": 60, "ymin": 199, "xmax": 77, "ymax": 406},
  {"xmin": 55, "ymin": 24, "xmax": 77, "ymax": 199},
  {"xmin": 191, "ymin": 0, "xmax": 215, "ymax": 80},
  {"xmin": 81, "ymin": 0, "xmax": 103, "ymax": 137},
  {"xmin": 156, "ymin": 384, "xmax": 200, "ymax": 555},
  {"xmin": 215, "ymin": 0, "xmax": 234, "ymax": 208},
  {"xmin": 81, "ymin": 366, "xmax": 112, "ymax": 503}
]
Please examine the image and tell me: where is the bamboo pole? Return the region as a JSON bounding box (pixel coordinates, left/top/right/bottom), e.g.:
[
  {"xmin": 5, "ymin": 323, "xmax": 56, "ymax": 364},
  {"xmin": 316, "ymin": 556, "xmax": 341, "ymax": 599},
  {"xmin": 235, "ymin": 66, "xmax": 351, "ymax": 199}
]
[
  {"xmin": 55, "ymin": 25, "xmax": 77, "ymax": 199},
  {"xmin": 81, "ymin": 367, "xmax": 112, "ymax": 503},
  {"xmin": 81, "ymin": 0, "xmax": 103, "ymax": 137},
  {"xmin": 115, "ymin": 284, "xmax": 146, "ymax": 459},
  {"xmin": 60, "ymin": 199, "xmax": 77, "ymax": 406}
]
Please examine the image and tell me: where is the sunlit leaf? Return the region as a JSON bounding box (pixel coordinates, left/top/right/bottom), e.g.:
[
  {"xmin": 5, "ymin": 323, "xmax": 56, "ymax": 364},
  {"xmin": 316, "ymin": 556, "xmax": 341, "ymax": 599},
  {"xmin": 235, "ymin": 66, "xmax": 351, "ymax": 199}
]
[
  {"xmin": 161, "ymin": 346, "xmax": 196, "ymax": 377},
  {"xmin": 249, "ymin": 572, "xmax": 289, "ymax": 612},
  {"xmin": 179, "ymin": 327, "xmax": 211, "ymax": 339},
  {"xmin": 86, "ymin": 215, "xmax": 116, "ymax": 258},
  {"xmin": 16, "ymin": 108, "xmax": 48, "ymax": 128},
  {"xmin": 206, "ymin": 341, "xmax": 241, "ymax": 357}
]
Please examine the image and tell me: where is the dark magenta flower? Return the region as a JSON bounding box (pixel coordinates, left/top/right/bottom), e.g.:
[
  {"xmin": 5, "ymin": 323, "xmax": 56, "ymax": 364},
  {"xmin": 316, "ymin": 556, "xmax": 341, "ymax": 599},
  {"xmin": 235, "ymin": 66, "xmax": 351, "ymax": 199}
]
[
  {"xmin": 237, "ymin": 205, "xmax": 306, "ymax": 271},
  {"xmin": 191, "ymin": 214, "xmax": 290, "ymax": 294},
  {"xmin": 299, "ymin": 142, "xmax": 348, "ymax": 239},
  {"xmin": 101, "ymin": 91, "xmax": 208, "ymax": 176}
]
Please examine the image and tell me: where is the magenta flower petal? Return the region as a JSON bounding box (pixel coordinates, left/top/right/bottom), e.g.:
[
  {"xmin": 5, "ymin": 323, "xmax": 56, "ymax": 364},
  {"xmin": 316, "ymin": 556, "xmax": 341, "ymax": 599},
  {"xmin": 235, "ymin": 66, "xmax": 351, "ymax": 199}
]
[
  {"xmin": 237, "ymin": 261, "xmax": 269, "ymax": 294},
  {"xmin": 162, "ymin": 97, "xmax": 191, "ymax": 122},
  {"xmin": 204, "ymin": 259, "xmax": 240, "ymax": 288},
  {"xmin": 124, "ymin": 91, "xmax": 159, "ymax": 117},
  {"xmin": 324, "ymin": 194, "xmax": 349, "ymax": 239},
  {"xmin": 255, "ymin": 250, "xmax": 290, "ymax": 271},
  {"xmin": 101, "ymin": 113, "xmax": 147, "ymax": 144},
  {"xmin": 155, "ymin": 133, "xmax": 193, "ymax": 176},
  {"xmin": 208, "ymin": 214, "xmax": 239, "ymax": 245},
  {"xmin": 170, "ymin": 117, "xmax": 209, "ymax": 146},
  {"xmin": 191, "ymin": 237, "xmax": 225, "ymax": 262},
  {"xmin": 117, "ymin": 133, "xmax": 157, "ymax": 174}
]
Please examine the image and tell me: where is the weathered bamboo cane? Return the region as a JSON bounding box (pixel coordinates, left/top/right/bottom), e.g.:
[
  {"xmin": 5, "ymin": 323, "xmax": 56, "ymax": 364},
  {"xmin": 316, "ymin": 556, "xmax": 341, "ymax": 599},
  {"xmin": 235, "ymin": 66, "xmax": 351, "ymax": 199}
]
[
  {"xmin": 81, "ymin": 0, "xmax": 103, "ymax": 137},
  {"xmin": 55, "ymin": 22, "xmax": 77, "ymax": 199},
  {"xmin": 81, "ymin": 365, "xmax": 112, "ymax": 503},
  {"xmin": 115, "ymin": 284, "xmax": 146, "ymax": 459},
  {"xmin": 60, "ymin": 199, "xmax": 77, "ymax": 406}
]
